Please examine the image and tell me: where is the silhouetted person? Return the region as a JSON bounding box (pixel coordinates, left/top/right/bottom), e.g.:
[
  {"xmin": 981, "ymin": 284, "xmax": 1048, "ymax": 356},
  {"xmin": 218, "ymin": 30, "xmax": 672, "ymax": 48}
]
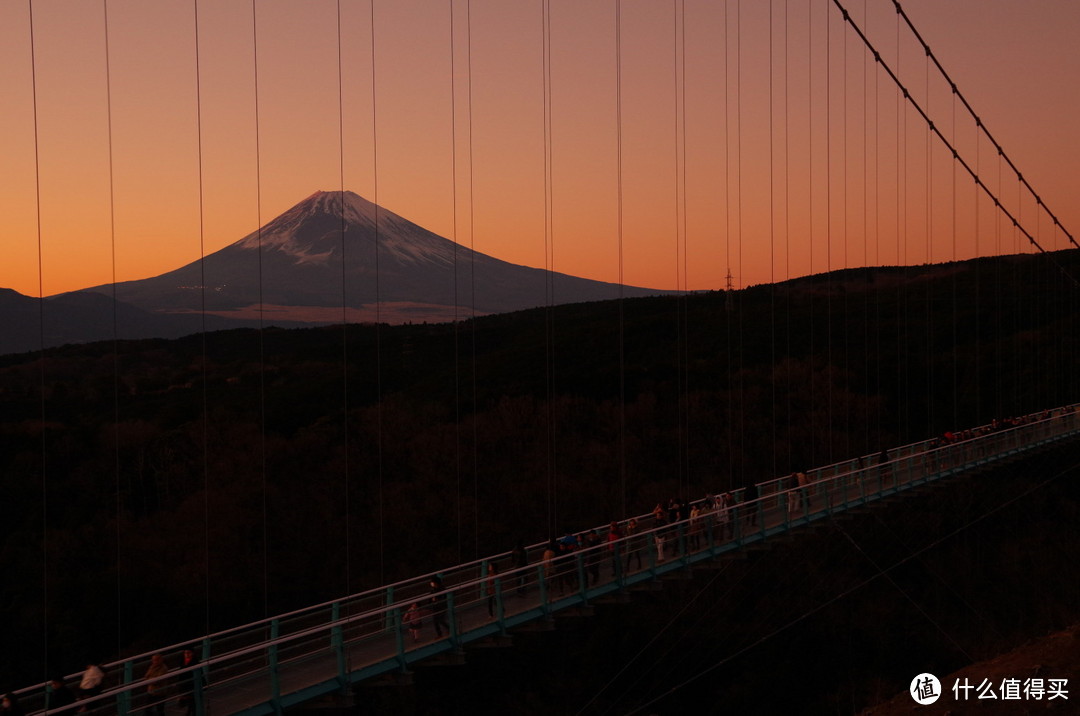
[
  {"xmin": 484, "ymin": 562, "xmax": 499, "ymax": 617},
  {"xmin": 404, "ymin": 603, "xmax": 423, "ymax": 642},
  {"xmin": 795, "ymin": 470, "xmax": 810, "ymax": 511},
  {"xmin": 652, "ymin": 503, "xmax": 666, "ymax": 527},
  {"xmin": 606, "ymin": 521, "xmax": 622, "ymax": 577},
  {"xmin": 689, "ymin": 504, "xmax": 702, "ymax": 551},
  {"xmin": 624, "ymin": 518, "xmax": 642, "ymax": 571},
  {"xmin": 176, "ymin": 647, "xmax": 202, "ymax": 716},
  {"xmin": 47, "ymin": 677, "xmax": 76, "ymax": 711},
  {"xmin": 77, "ymin": 662, "xmax": 106, "ymax": 712},
  {"xmin": 2, "ymin": 692, "xmax": 24, "ymax": 716},
  {"xmin": 744, "ymin": 483, "xmax": 759, "ymax": 527},
  {"xmin": 428, "ymin": 575, "xmax": 449, "ymax": 638},
  {"xmin": 542, "ymin": 540, "xmax": 557, "ymax": 591},
  {"xmin": 878, "ymin": 448, "xmax": 891, "ymax": 488},
  {"xmin": 717, "ymin": 492, "xmax": 735, "ymax": 539},
  {"xmin": 143, "ymin": 654, "xmax": 168, "ymax": 716}
]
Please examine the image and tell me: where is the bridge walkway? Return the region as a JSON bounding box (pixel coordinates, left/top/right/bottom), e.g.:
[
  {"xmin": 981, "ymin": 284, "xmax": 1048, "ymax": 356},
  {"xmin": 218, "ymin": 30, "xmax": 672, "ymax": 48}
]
[{"xmin": 20, "ymin": 407, "xmax": 1080, "ymax": 716}]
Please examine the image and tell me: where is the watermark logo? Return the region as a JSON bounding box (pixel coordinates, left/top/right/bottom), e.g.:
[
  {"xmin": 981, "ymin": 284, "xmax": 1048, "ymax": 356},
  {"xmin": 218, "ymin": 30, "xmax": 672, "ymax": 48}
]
[{"xmin": 910, "ymin": 673, "xmax": 942, "ymax": 705}]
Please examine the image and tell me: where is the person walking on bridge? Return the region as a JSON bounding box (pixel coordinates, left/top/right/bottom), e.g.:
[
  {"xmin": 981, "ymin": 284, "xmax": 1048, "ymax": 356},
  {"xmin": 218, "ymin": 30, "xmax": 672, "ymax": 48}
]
[
  {"xmin": 428, "ymin": 575, "xmax": 449, "ymax": 639},
  {"xmin": 143, "ymin": 654, "xmax": 168, "ymax": 716},
  {"xmin": 404, "ymin": 603, "xmax": 423, "ymax": 643},
  {"xmin": 743, "ymin": 483, "xmax": 759, "ymax": 528},
  {"xmin": 624, "ymin": 518, "xmax": 643, "ymax": 572},
  {"xmin": 176, "ymin": 647, "xmax": 202, "ymax": 716}
]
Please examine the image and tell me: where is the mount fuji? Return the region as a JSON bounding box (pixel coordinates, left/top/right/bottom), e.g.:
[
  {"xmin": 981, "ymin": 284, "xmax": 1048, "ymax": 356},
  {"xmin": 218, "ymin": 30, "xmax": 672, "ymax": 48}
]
[{"xmin": 79, "ymin": 190, "xmax": 670, "ymax": 324}]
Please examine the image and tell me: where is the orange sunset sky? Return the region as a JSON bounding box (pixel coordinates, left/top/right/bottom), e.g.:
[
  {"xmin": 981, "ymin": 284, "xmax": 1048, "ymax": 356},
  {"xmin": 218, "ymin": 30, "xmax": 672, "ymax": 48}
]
[{"xmin": 1, "ymin": 0, "xmax": 1078, "ymax": 299}]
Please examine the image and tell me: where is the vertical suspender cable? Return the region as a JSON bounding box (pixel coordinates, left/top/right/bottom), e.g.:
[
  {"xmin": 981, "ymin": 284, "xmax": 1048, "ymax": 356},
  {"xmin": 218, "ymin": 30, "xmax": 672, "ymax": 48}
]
[
  {"xmin": 541, "ymin": 0, "xmax": 556, "ymax": 537},
  {"xmin": 894, "ymin": 8, "xmax": 903, "ymax": 441},
  {"xmin": 250, "ymin": 0, "xmax": 269, "ymax": 617},
  {"xmin": 672, "ymin": 0, "xmax": 682, "ymax": 498},
  {"xmin": 735, "ymin": 0, "xmax": 745, "ymax": 478},
  {"xmin": 548, "ymin": 0, "xmax": 557, "ymax": 537},
  {"xmin": 102, "ymin": 0, "xmax": 123, "ymax": 658},
  {"xmin": 369, "ymin": 0, "xmax": 385, "ymax": 583},
  {"xmin": 841, "ymin": 0, "xmax": 850, "ymax": 458},
  {"xmin": 335, "ymin": 0, "xmax": 351, "ymax": 595},
  {"xmin": 825, "ymin": 0, "xmax": 833, "ymax": 462},
  {"xmin": 861, "ymin": 0, "xmax": 870, "ymax": 453},
  {"xmin": 678, "ymin": 0, "xmax": 689, "ymax": 498},
  {"xmin": 807, "ymin": 0, "xmax": 816, "ymax": 466},
  {"xmin": 784, "ymin": 0, "xmax": 792, "ymax": 471},
  {"xmin": 954, "ymin": 88, "xmax": 963, "ymax": 425},
  {"xmin": 466, "ymin": 0, "xmax": 479, "ymax": 560},
  {"xmin": 449, "ymin": 0, "xmax": 462, "ymax": 563},
  {"xmin": 873, "ymin": 3, "xmax": 883, "ymax": 447},
  {"xmin": 768, "ymin": 0, "xmax": 776, "ymax": 479},
  {"xmin": 723, "ymin": 0, "xmax": 733, "ymax": 489},
  {"xmin": 28, "ymin": 0, "xmax": 49, "ymax": 685},
  {"xmin": 615, "ymin": 0, "xmax": 626, "ymax": 519},
  {"xmin": 1013, "ymin": 170, "xmax": 1021, "ymax": 411},
  {"xmin": 193, "ymin": 0, "xmax": 212, "ymax": 639},
  {"xmin": 924, "ymin": 52, "xmax": 932, "ymax": 435}
]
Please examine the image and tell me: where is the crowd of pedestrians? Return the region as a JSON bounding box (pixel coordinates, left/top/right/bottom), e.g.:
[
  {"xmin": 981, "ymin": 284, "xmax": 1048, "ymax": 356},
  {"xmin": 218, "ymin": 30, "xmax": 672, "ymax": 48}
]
[
  {"xmin": 400, "ymin": 407, "xmax": 1080, "ymax": 644},
  {"xmin": 27, "ymin": 649, "xmax": 203, "ymax": 716},
  {"xmin": 22, "ymin": 406, "xmax": 1075, "ymax": 706}
]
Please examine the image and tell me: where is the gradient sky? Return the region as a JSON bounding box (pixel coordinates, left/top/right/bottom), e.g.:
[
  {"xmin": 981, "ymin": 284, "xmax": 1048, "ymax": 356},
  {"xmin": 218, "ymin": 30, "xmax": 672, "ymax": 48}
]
[{"xmin": 2, "ymin": 0, "xmax": 1078, "ymax": 299}]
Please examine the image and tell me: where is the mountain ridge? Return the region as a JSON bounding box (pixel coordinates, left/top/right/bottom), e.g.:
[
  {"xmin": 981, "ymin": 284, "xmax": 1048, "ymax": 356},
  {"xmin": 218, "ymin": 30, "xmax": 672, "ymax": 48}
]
[
  {"xmin": 78, "ymin": 189, "xmax": 671, "ymax": 321},
  {"xmin": 0, "ymin": 190, "xmax": 673, "ymax": 353}
]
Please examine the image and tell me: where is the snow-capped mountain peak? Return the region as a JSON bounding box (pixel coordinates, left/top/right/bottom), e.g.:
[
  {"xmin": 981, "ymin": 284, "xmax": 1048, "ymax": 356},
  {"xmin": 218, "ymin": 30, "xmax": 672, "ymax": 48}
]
[{"xmin": 233, "ymin": 190, "xmax": 459, "ymax": 268}]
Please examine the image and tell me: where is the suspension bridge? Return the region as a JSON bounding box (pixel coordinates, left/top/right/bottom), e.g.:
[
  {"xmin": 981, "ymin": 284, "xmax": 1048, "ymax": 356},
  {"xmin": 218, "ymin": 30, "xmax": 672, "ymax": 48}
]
[
  {"xmin": 13, "ymin": 406, "xmax": 1080, "ymax": 716},
  {"xmin": 4, "ymin": 0, "xmax": 1079, "ymax": 713}
]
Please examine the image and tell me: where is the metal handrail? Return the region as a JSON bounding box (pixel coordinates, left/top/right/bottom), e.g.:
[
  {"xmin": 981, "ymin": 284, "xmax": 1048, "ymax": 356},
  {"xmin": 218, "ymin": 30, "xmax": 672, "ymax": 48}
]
[{"xmin": 18, "ymin": 404, "xmax": 1078, "ymax": 716}]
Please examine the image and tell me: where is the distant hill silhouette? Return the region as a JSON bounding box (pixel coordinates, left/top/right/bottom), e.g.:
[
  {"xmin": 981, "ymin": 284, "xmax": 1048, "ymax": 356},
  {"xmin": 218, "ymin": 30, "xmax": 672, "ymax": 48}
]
[{"xmin": 0, "ymin": 287, "xmax": 282, "ymax": 355}]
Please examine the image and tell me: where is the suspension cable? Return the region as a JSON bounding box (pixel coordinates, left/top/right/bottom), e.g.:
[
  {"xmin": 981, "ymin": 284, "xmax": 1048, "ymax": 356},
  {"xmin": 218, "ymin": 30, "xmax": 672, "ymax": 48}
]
[
  {"xmin": 889, "ymin": 0, "xmax": 1077, "ymax": 248},
  {"xmin": 831, "ymin": 0, "xmax": 1077, "ymax": 283}
]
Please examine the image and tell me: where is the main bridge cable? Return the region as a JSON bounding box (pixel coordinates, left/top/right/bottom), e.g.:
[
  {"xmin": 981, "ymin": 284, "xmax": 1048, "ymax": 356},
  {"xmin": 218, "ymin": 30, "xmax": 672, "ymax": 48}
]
[
  {"xmin": 830, "ymin": 0, "xmax": 1078, "ymax": 287},
  {"xmin": 623, "ymin": 452, "xmax": 1080, "ymax": 715},
  {"xmin": 890, "ymin": 0, "xmax": 1078, "ymax": 250}
]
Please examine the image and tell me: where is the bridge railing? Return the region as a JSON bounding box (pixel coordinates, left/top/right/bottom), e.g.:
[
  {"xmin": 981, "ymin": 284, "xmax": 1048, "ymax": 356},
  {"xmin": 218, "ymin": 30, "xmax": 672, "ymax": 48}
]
[{"xmin": 20, "ymin": 405, "xmax": 1079, "ymax": 716}]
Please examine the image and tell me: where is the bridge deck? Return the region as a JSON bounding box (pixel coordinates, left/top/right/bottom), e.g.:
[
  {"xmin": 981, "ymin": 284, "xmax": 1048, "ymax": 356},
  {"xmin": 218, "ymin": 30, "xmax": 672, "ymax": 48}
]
[{"xmin": 20, "ymin": 408, "xmax": 1080, "ymax": 716}]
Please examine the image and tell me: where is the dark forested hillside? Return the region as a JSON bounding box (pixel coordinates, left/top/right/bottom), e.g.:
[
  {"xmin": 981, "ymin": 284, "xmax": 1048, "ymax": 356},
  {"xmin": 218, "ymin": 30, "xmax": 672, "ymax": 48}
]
[{"xmin": 1, "ymin": 249, "xmax": 1078, "ymax": 693}]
